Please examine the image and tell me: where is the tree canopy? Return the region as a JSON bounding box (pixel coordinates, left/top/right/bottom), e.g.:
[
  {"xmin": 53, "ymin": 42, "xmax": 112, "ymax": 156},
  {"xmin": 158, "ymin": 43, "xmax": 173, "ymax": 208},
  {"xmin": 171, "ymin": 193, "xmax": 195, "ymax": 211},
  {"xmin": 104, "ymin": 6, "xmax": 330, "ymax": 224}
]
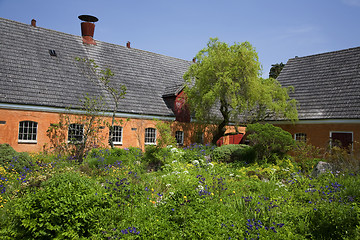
[
  {"xmin": 269, "ymin": 62, "xmax": 285, "ymax": 79},
  {"xmin": 184, "ymin": 38, "xmax": 297, "ymax": 144}
]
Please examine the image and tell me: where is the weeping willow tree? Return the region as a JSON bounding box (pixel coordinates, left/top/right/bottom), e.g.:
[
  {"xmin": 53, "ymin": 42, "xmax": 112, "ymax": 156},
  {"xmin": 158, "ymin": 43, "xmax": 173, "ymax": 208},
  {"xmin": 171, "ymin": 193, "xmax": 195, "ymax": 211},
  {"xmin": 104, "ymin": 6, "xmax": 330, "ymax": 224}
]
[{"xmin": 184, "ymin": 38, "xmax": 297, "ymax": 144}]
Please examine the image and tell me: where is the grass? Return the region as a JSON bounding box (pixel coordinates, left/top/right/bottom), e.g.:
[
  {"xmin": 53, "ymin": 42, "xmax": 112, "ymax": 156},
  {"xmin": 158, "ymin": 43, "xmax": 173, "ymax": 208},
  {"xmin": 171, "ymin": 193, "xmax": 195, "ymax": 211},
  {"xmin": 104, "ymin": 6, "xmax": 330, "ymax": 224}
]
[{"xmin": 0, "ymin": 144, "xmax": 359, "ymax": 239}]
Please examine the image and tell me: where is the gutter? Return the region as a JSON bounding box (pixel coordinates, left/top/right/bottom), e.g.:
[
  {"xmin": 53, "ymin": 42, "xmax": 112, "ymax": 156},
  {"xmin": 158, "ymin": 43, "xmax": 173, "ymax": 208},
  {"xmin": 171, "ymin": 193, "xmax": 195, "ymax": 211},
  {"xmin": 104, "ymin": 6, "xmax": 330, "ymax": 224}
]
[
  {"xmin": 0, "ymin": 103, "xmax": 176, "ymax": 121},
  {"xmin": 267, "ymin": 119, "xmax": 360, "ymax": 125}
]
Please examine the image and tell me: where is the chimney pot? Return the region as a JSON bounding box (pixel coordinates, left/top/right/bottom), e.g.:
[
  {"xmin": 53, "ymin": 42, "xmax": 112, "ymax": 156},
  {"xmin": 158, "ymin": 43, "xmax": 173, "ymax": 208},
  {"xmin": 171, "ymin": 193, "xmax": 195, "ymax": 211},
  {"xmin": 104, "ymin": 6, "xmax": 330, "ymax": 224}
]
[
  {"xmin": 126, "ymin": 41, "xmax": 131, "ymax": 48},
  {"xmin": 78, "ymin": 15, "xmax": 98, "ymax": 45},
  {"xmin": 31, "ymin": 19, "xmax": 36, "ymax": 27},
  {"xmin": 192, "ymin": 58, "xmax": 196, "ymax": 63}
]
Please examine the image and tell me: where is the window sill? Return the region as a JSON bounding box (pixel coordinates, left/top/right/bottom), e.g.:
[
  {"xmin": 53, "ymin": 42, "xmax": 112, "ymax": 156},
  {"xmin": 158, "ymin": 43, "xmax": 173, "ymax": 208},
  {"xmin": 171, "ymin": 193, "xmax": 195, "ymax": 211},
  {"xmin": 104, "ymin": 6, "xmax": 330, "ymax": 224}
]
[
  {"xmin": 18, "ymin": 140, "xmax": 37, "ymax": 144},
  {"xmin": 113, "ymin": 142, "xmax": 123, "ymax": 146},
  {"xmin": 145, "ymin": 143, "xmax": 157, "ymax": 145}
]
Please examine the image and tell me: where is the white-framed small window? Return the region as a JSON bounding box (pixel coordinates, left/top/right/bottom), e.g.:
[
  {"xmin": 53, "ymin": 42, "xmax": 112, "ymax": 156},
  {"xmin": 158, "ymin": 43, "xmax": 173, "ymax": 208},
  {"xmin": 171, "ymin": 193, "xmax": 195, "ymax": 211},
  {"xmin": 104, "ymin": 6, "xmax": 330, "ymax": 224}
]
[
  {"xmin": 175, "ymin": 131, "xmax": 184, "ymax": 146},
  {"xmin": 18, "ymin": 121, "xmax": 38, "ymax": 143},
  {"xmin": 110, "ymin": 126, "xmax": 123, "ymax": 145},
  {"xmin": 145, "ymin": 128, "xmax": 157, "ymax": 145},
  {"xmin": 294, "ymin": 133, "xmax": 307, "ymax": 142},
  {"xmin": 68, "ymin": 124, "xmax": 84, "ymax": 143}
]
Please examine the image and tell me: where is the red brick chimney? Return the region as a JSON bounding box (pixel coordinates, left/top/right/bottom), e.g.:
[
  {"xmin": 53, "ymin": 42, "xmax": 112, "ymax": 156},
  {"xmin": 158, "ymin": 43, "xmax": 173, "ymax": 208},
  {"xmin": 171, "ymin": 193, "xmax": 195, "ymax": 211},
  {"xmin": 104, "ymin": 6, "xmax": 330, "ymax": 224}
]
[
  {"xmin": 78, "ymin": 15, "xmax": 98, "ymax": 45},
  {"xmin": 31, "ymin": 19, "xmax": 36, "ymax": 27},
  {"xmin": 126, "ymin": 41, "xmax": 131, "ymax": 48}
]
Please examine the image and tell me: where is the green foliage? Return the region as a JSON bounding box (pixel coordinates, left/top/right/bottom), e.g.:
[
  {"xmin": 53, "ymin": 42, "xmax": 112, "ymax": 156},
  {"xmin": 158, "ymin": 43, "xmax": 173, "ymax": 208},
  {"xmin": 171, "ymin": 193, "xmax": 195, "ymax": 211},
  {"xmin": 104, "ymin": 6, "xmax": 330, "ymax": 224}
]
[
  {"xmin": 232, "ymin": 145, "xmax": 257, "ymax": 164},
  {"xmin": 324, "ymin": 145, "xmax": 360, "ymax": 173},
  {"xmin": 246, "ymin": 123, "xmax": 295, "ymax": 162},
  {"xmin": 211, "ymin": 144, "xmax": 256, "ymax": 164},
  {"xmin": 269, "ymin": 62, "xmax": 285, "ymax": 79},
  {"xmin": 155, "ymin": 120, "xmax": 176, "ymax": 148},
  {"xmin": 292, "ymin": 141, "xmax": 323, "ymax": 173},
  {"xmin": 308, "ymin": 199, "xmax": 358, "ymax": 239},
  {"xmin": 182, "ymin": 143, "xmax": 216, "ymax": 163},
  {"xmin": 184, "ymin": 38, "xmax": 297, "ymax": 144},
  {"xmin": 2, "ymin": 145, "xmax": 360, "ymax": 239},
  {"xmin": 1, "ymin": 171, "xmax": 108, "ymax": 239},
  {"xmin": 143, "ymin": 145, "xmax": 172, "ymax": 171},
  {"xmin": 84, "ymin": 147, "xmax": 143, "ymax": 169},
  {"xmin": 0, "ymin": 144, "xmax": 33, "ymax": 173}
]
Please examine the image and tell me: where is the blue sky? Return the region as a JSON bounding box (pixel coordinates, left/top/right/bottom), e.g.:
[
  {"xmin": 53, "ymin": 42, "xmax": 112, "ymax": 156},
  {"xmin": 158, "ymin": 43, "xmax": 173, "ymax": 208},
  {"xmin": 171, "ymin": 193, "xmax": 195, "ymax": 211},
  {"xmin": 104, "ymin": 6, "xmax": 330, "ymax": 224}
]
[{"xmin": 1, "ymin": 0, "xmax": 360, "ymax": 77}]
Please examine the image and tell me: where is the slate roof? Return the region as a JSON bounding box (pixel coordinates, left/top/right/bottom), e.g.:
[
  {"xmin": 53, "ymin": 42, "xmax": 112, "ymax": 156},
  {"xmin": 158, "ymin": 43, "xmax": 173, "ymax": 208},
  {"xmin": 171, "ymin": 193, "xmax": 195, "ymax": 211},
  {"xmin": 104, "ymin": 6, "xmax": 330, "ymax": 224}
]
[
  {"xmin": 0, "ymin": 17, "xmax": 192, "ymax": 117},
  {"xmin": 277, "ymin": 47, "xmax": 360, "ymax": 120},
  {"xmin": 162, "ymin": 83, "xmax": 184, "ymax": 97}
]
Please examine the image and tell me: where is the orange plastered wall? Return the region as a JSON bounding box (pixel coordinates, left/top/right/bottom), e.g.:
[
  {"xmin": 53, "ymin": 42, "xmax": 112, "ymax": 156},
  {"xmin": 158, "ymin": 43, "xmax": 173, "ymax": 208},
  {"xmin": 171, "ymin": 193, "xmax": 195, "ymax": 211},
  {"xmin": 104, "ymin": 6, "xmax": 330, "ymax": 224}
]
[
  {"xmin": 0, "ymin": 108, "xmax": 166, "ymax": 152},
  {"xmin": 0, "ymin": 109, "xmax": 61, "ymax": 152},
  {"xmin": 0, "ymin": 108, "xmax": 221, "ymax": 153},
  {"xmin": 275, "ymin": 123, "xmax": 360, "ymax": 149},
  {"xmin": 0, "ymin": 108, "xmax": 247, "ymax": 153}
]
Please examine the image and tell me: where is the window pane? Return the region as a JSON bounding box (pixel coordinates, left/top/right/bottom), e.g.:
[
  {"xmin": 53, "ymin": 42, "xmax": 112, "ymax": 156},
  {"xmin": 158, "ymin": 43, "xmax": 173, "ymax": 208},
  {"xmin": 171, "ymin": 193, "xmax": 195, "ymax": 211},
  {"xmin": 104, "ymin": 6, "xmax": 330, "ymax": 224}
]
[
  {"xmin": 68, "ymin": 124, "xmax": 84, "ymax": 142},
  {"xmin": 295, "ymin": 133, "xmax": 306, "ymax": 142},
  {"xmin": 175, "ymin": 131, "xmax": 184, "ymax": 146},
  {"xmin": 145, "ymin": 128, "xmax": 156, "ymax": 144},
  {"xmin": 109, "ymin": 126, "xmax": 123, "ymax": 144},
  {"xmin": 18, "ymin": 121, "xmax": 38, "ymax": 142}
]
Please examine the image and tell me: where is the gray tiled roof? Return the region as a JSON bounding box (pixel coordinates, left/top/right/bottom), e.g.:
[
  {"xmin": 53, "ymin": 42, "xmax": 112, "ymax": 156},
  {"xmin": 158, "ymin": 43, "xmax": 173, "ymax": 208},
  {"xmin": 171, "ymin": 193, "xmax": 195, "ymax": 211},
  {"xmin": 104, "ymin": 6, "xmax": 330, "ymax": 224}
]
[
  {"xmin": 0, "ymin": 17, "xmax": 192, "ymax": 117},
  {"xmin": 162, "ymin": 83, "xmax": 184, "ymax": 97},
  {"xmin": 277, "ymin": 47, "xmax": 360, "ymax": 120}
]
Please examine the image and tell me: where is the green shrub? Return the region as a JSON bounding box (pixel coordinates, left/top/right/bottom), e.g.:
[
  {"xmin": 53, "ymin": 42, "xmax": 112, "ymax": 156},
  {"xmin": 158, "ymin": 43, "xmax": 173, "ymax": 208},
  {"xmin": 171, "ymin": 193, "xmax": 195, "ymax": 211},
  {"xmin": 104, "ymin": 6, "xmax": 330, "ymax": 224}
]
[
  {"xmin": 211, "ymin": 144, "xmax": 255, "ymax": 163},
  {"xmin": 182, "ymin": 143, "xmax": 216, "ymax": 163},
  {"xmin": 85, "ymin": 147, "xmax": 143, "ymax": 169},
  {"xmin": 1, "ymin": 171, "xmax": 108, "ymax": 239},
  {"xmin": 155, "ymin": 120, "xmax": 176, "ymax": 148},
  {"xmin": 0, "ymin": 144, "xmax": 33, "ymax": 173},
  {"xmin": 143, "ymin": 145, "xmax": 172, "ymax": 171},
  {"xmin": 308, "ymin": 202, "xmax": 358, "ymax": 239},
  {"xmin": 109, "ymin": 147, "xmax": 127, "ymax": 157},
  {"xmin": 246, "ymin": 123, "xmax": 295, "ymax": 163},
  {"xmin": 232, "ymin": 145, "xmax": 257, "ymax": 164}
]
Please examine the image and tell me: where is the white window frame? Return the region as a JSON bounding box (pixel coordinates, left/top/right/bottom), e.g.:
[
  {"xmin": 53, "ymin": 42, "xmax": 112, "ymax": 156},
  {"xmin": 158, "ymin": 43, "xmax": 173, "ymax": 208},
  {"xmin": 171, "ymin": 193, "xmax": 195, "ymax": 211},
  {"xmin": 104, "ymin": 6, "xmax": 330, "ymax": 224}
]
[
  {"xmin": 18, "ymin": 121, "xmax": 38, "ymax": 143},
  {"xmin": 330, "ymin": 131, "xmax": 353, "ymax": 150},
  {"xmin": 294, "ymin": 133, "xmax": 307, "ymax": 142},
  {"xmin": 175, "ymin": 130, "xmax": 184, "ymax": 146},
  {"xmin": 68, "ymin": 123, "xmax": 84, "ymax": 143},
  {"xmin": 145, "ymin": 128, "xmax": 157, "ymax": 145},
  {"xmin": 110, "ymin": 126, "xmax": 123, "ymax": 145}
]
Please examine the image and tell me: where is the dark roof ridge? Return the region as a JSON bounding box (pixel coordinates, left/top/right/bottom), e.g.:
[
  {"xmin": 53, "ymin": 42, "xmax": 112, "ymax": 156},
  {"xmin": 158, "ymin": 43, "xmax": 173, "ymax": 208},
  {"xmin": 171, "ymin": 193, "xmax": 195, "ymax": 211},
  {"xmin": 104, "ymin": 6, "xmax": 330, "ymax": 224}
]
[{"xmin": 289, "ymin": 45, "xmax": 360, "ymax": 61}]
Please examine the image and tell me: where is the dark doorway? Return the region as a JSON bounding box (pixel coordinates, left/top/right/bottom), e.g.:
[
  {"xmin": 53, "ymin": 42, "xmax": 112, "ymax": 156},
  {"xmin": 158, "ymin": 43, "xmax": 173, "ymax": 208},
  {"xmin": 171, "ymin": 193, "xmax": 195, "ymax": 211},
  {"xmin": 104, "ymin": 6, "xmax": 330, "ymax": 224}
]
[{"xmin": 331, "ymin": 132, "xmax": 353, "ymax": 149}]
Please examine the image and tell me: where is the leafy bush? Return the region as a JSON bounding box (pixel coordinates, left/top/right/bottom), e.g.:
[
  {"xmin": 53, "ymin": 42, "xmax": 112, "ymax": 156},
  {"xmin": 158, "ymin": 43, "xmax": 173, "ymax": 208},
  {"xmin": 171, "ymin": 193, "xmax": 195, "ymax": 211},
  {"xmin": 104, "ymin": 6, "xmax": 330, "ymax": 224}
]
[
  {"xmin": 155, "ymin": 120, "xmax": 176, "ymax": 148},
  {"xmin": 0, "ymin": 144, "xmax": 33, "ymax": 173},
  {"xmin": 231, "ymin": 145, "xmax": 256, "ymax": 164},
  {"xmin": 246, "ymin": 123, "xmax": 295, "ymax": 162},
  {"xmin": 324, "ymin": 145, "xmax": 360, "ymax": 173},
  {"xmin": 291, "ymin": 141, "xmax": 323, "ymax": 173},
  {"xmin": 2, "ymin": 145, "xmax": 360, "ymax": 239},
  {"xmin": 1, "ymin": 171, "xmax": 108, "ymax": 239},
  {"xmin": 85, "ymin": 147, "xmax": 143, "ymax": 169},
  {"xmin": 182, "ymin": 143, "xmax": 216, "ymax": 163},
  {"xmin": 308, "ymin": 199, "xmax": 358, "ymax": 239},
  {"xmin": 143, "ymin": 145, "xmax": 172, "ymax": 171},
  {"xmin": 211, "ymin": 144, "xmax": 256, "ymax": 163}
]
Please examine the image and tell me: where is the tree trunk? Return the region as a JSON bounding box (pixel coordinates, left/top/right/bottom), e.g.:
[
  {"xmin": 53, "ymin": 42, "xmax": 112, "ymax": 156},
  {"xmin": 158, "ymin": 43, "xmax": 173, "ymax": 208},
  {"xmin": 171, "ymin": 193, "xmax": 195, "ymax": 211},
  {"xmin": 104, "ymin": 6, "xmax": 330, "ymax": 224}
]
[{"xmin": 211, "ymin": 100, "xmax": 230, "ymax": 145}]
